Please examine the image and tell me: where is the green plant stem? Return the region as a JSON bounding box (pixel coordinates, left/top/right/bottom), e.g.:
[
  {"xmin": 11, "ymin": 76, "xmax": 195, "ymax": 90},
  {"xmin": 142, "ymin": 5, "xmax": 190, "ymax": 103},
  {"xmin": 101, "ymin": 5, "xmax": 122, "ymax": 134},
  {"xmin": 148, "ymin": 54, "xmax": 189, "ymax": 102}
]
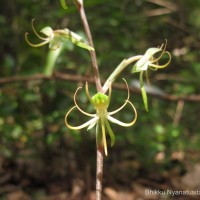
[
  {"xmin": 102, "ymin": 55, "xmax": 143, "ymax": 93},
  {"xmin": 44, "ymin": 45, "xmax": 63, "ymax": 76},
  {"xmin": 79, "ymin": 2, "xmax": 102, "ymax": 92}
]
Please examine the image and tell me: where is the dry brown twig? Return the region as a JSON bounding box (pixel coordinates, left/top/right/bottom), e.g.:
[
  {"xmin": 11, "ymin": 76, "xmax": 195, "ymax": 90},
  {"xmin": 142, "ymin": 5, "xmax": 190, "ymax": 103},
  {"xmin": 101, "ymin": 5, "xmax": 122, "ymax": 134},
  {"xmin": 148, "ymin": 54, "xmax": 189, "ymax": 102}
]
[{"xmin": 1, "ymin": 72, "xmax": 200, "ymax": 102}]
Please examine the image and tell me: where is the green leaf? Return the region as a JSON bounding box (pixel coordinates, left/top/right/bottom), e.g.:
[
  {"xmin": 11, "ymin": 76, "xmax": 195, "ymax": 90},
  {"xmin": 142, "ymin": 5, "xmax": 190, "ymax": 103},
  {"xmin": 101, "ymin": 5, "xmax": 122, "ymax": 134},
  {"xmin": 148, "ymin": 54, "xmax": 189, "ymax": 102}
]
[
  {"xmin": 140, "ymin": 71, "xmax": 148, "ymax": 112},
  {"xmin": 60, "ymin": 0, "xmax": 68, "ymax": 9}
]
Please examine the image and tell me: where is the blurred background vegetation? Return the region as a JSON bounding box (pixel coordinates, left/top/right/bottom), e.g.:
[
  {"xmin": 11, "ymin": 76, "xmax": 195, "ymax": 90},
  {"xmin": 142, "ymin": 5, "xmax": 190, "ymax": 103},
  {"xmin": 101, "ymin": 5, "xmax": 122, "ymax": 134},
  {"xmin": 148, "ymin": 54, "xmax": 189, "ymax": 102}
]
[{"xmin": 1, "ymin": 0, "xmax": 200, "ymax": 199}]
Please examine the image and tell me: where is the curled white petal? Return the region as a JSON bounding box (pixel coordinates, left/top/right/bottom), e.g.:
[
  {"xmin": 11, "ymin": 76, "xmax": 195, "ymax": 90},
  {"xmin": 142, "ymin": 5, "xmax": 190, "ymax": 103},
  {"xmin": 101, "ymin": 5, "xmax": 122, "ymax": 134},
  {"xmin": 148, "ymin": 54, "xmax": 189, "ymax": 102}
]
[
  {"xmin": 108, "ymin": 100, "xmax": 137, "ymax": 127},
  {"xmin": 109, "ymin": 78, "xmax": 130, "ymax": 115},
  {"xmin": 31, "ymin": 19, "xmax": 49, "ymax": 40},
  {"xmin": 65, "ymin": 106, "xmax": 98, "ymax": 130},
  {"xmin": 25, "ymin": 33, "xmax": 51, "ymax": 47},
  {"xmin": 74, "ymin": 87, "xmax": 96, "ymax": 117},
  {"xmin": 149, "ymin": 51, "xmax": 171, "ymax": 69}
]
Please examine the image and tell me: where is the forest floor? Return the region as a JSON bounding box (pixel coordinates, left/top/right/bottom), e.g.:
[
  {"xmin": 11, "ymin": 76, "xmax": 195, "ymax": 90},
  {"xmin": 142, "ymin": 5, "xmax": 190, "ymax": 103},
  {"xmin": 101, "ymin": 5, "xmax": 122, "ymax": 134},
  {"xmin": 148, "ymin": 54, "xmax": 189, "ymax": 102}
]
[{"xmin": 0, "ymin": 148, "xmax": 200, "ymax": 200}]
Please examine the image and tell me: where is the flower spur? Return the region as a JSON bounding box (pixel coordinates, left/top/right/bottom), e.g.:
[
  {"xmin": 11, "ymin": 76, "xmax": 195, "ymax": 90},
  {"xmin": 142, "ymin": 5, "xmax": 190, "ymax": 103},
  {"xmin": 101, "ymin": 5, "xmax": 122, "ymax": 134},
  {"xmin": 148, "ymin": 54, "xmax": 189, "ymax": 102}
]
[{"xmin": 65, "ymin": 79, "xmax": 137, "ymax": 156}]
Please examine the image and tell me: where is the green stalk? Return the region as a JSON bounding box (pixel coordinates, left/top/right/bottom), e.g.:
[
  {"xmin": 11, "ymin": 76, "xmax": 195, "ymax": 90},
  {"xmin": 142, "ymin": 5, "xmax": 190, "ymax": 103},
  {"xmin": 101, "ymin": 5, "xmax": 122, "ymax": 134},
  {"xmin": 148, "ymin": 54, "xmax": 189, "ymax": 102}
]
[
  {"xmin": 140, "ymin": 71, "xmax": 148, "ymax": 112},
  {"xmin": 102, "ymin": 55, "xmax": 143, "ymax": 93},
  {"xmin": 44, "ymin": 45, "xmax": 63, "ymax": 76}
]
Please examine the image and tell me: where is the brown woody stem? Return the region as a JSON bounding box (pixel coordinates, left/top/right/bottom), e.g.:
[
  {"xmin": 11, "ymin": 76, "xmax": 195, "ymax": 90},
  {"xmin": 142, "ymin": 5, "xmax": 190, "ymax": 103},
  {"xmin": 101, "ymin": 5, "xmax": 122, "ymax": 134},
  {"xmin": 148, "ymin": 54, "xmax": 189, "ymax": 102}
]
[
  {"xmin": 76, "ymin": 1, "xmax": 103, "ymax": 200},
  {"xmin": 78, "ymin": 2, "xmax": 102, "ymax": 93}
]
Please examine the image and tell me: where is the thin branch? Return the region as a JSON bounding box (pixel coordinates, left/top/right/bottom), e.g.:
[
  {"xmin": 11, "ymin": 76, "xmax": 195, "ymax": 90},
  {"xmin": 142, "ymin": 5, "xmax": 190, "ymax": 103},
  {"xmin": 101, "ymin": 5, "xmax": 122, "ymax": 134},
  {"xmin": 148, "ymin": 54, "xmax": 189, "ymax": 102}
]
[
  {"xmin": 173, "ymin": 100, "xmax": 184, "ymax": 127},
  {"xmin": 78, "ymin": 2, "xmax": 102, "ymax": 92},
  {"xmin": 1, "ymin": 72, "xmax": 200, "ymax": 102},
  {"xmin": 73, "ymin": 2, "xmax": 103, "ymax": 200},
  {"xmin": 144, "ymin": 8, "xmax": 175, "ymax": 17},
  {"xmin": 146, "ymin": 0, "xmax": 178, "ymax": 11},
  {"xmin": 96, "ymin": 145, "xmax": 103, "ymax": 200},
  {"xmin": 145, "ymin": 0, "xmax": 178, "ymax": 17}
]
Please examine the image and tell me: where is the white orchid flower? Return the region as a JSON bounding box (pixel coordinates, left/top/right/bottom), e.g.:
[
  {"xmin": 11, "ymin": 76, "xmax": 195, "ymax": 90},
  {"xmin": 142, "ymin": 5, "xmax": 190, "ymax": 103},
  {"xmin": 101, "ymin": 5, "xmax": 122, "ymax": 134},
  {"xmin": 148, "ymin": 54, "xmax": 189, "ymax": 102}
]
[
  {"xmin": 65, "ymin": 79, "xmax": 137, "ymax": 156},
  {"xmin": 132, "ymin": 41, "xmax": 171, "ymax": 111},
  {"xmin": 25, "ymin": 19, "xmax": 94, "ymax": 50}
]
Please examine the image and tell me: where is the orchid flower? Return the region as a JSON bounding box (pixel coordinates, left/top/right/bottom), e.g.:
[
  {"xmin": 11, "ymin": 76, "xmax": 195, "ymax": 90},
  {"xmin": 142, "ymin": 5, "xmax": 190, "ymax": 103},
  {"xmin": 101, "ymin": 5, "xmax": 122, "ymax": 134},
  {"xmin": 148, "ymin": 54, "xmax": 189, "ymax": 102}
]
[
  {"xmin": 65, "ymin": 79, "xmax": 137, "ymax": 156},
  {"xmin": 132, "ymin": 41, "xmax": 171, "ymax": 111},
  {"xmin": 25, "ymin": 19, "xmax": 55, "ymax": 48},
  {"xmin": 25, "ymin": 19, "xmax": 94, "ymax": 51}
]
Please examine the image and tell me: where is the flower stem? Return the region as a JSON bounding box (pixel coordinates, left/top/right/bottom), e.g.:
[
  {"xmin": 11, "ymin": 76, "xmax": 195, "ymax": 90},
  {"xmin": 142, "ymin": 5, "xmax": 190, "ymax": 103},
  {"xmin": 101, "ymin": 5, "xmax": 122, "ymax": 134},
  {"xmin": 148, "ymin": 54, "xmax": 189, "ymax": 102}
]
[
  {"xmin": 96, "ymin": 144, "xmax": 104, "ymax": 200},
  {"xmin": 78, "ymin": 2, "xmax": 102, "ymax": 93},
  {"xmin": 102, "ymin": 55, "xmax": 143, "ymax": 93},
  {"xmin": 76, "ymin": 1, "xmax": 103, "ymax": 199}
]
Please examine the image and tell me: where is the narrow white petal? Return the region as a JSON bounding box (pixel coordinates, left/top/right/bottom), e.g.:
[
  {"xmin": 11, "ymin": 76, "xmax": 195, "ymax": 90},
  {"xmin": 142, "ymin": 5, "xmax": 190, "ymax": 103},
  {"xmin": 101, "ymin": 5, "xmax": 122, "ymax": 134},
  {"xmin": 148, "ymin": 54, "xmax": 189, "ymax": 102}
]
[{"xmin": 87, "ymin": 121, "xmax": 97, "ymax": 130}]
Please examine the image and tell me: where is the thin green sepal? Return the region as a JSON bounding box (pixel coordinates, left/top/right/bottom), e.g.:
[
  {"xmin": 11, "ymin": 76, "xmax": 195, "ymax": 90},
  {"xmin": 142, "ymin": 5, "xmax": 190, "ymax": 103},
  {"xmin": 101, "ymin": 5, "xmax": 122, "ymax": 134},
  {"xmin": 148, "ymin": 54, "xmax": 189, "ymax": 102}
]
[
  {"xmin": 140, "ymin": 71, "xmax": 148, "ymax": 112},
  {"xmin": 105, "ymin": 118, "xmax": 115, "ymax": 147}
]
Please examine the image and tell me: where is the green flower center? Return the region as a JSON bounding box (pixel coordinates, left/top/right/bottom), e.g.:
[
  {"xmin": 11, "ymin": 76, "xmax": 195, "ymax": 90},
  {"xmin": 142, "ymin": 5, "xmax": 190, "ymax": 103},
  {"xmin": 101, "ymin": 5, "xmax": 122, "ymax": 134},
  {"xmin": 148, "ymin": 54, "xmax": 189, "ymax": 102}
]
[{"xmin": 92, "ymin": 93, "xmax": 109, "ymax": 112}]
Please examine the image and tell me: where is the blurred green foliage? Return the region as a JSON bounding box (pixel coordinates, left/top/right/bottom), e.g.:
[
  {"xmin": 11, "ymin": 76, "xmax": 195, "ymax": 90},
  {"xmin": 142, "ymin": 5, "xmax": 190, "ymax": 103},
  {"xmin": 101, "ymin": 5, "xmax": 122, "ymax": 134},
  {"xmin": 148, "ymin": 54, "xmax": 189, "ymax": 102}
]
[{"xmin": 1, "ymin": 0, "xmax": 200, "ymax": 174}]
